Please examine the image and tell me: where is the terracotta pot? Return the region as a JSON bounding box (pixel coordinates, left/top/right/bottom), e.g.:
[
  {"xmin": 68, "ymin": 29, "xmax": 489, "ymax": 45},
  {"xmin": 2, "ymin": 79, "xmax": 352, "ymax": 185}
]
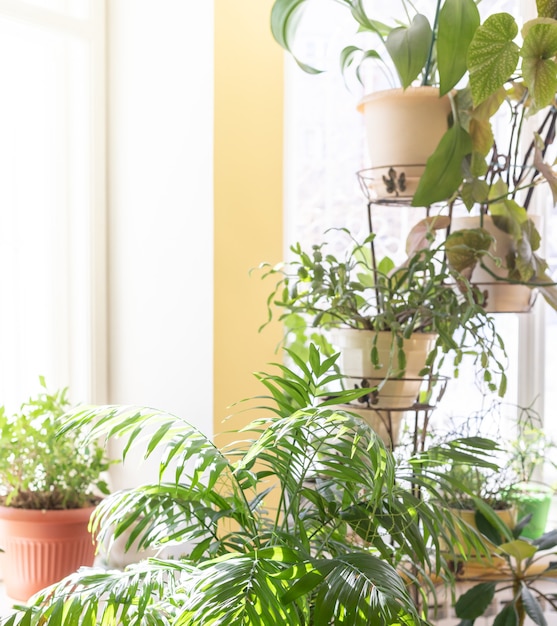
[
  {"xmin": 451, "ymin": 215, "xmax": 538, "ymax": 313},
  {"xmin": 0, "ymin": 505, "xmax": 97, "ymax": 601},
  {"xmin": 330, "ymin": 329, "xmax": 437, "ymax": 410},
  {"xmin": 358, "ymin": 87, "xmax": 452, "ymax": 202}
]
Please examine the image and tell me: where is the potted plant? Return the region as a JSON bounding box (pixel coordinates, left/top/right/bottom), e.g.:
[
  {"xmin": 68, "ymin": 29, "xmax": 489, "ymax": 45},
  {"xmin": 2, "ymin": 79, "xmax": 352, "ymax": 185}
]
[
  {"xmin": 421, "ymin": 403, "xmax": 524, "ymax": 572},
  {"xmin": 422, "ymin": 90, "xmax": 557, "ymax": 312},
  {"xmin": 271, "ymin": 0, "xmax": 481, "ymax": 201},
  {"xmin": 414, "ymin": 3, "xmax": 557, "ymax": 310},
  {"xmin": 504, "ymin": 406, "xmax": 557, "ymax": 539},
  {"xmin": 272, "ymin": 0, "xmax": 557, "ymax": 309},
  {"xmin": 0, "ymin": 378, "xmax": 110, "ymax": 601},
  {"xmin": 0, "ymin": 348, "xmax": 501, "ymax": 625},
  {"xmin": 454, "ymin": 524, "xmax": 557, "ymax": 626},
  {"xmin": 258, "ymin": 223, "xmax": 507, "ymax": 418}
]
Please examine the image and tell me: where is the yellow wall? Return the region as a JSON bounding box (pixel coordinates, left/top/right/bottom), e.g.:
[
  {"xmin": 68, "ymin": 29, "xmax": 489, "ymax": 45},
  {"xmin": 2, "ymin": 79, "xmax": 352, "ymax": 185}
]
[{"xmin": 213, "ymin": 0, "xmax": 284, "ymax": 443}]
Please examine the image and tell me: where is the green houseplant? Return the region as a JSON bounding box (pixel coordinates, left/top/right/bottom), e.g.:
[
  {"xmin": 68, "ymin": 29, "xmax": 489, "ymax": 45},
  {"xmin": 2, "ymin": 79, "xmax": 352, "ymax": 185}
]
[
  {"xmin": 504, "ymin": 406, "xmax": 557, "ymax": 540},
  {"xmin": 272, "ymin": 0, "xmax": 482, "ymax": 202},
  {"xmin": 0, "ymin": 378, "xmax": 110, "ymax": 601},
  {"xmin": 272, "ymin": 0, "xmax": 557, "ymax": 308},
  {"xmin": 271, "ymin": 0, "xmax": 479, "ymax": 92},
  {"xmin": 424, "ymin": 409, "xmax": 518, "ymax": 570},
  {"xmin": 454, "ymin": 524, "xmax": 557, "ymax": 626},
  {"xmin": 409, "ymin": 2, "xmax": 557, "ymax": 310},
  {"xmin": 0, "ymin": 349, "xmax": 500, "ymax": 625},
  {"xmin": 260, "ymin": 224, "xmax": 507, "ymax": 407}
]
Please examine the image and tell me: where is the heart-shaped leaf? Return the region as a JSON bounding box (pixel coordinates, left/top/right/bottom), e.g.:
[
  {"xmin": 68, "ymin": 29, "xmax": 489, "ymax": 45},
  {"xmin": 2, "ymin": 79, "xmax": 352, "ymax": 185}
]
[
  {"xmin": 468, "ymin": 13, "xmax": 520, "ymax": 105},
  {"xmin": 386, "ymin": 14, "xmax": 432, "ymax": 88},
  {"xmin": 522, "ymin": 19, "xmax": 557, "ymax": 110}
]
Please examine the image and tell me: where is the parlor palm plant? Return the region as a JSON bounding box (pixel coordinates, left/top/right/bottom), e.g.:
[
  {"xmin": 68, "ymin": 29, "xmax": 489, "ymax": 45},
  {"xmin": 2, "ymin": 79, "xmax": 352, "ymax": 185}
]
[{"xmin": 1, "ymin": 348, "xmax": 500, "ymax": 626}]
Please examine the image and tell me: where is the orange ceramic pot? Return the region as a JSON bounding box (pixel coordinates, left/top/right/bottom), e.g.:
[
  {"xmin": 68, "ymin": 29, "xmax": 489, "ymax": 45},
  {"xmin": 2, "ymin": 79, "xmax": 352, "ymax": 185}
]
[{"xmin": 0, "ymin": 505, "xmax": 96, "ymax": 601}]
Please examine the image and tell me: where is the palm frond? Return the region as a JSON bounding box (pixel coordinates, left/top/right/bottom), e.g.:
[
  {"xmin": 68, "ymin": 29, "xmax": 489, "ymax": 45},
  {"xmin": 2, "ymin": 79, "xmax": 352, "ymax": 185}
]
[
  {"xmin": 177, "ymin": 550, "xmax": 308, "ymax": 626},
  {"xmin": 1, "ymin": 559, "xmax": 193, "ymax": 626},
  {"xmin": 307, "ymin": 553, "xmax": 422, "ymax": 625},
  {"xmin": 61, "ymin": 405, "xmax": 259, "ymax": 549},
  {"xmin": 92, "ymin": 484, "xmax": 256, "ymax": 557}
]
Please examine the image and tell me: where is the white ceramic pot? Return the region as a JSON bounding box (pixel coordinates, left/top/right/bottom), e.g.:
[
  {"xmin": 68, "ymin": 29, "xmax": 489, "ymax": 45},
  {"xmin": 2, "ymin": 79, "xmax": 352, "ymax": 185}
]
[
  {"xmin": 358, "ymin": 87, "xmax": 452, "ymax": 202},
  {"xmin": 330, "ymin": 329, "xmax": 437, "ymax": 410},
  {"xmin": 451, "ymin": 215, "xmax": 538, "ymax": 313}
]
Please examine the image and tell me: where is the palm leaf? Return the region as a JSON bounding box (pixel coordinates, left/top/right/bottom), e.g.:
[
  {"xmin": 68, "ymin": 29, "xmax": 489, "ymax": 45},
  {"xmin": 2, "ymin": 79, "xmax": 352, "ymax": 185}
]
[
  {"xmin": 310, "ymin": 553, "xmax": 420, "ymax": 625},
  {"xmin": 3, "ymin": 560, "xmax": 192, "ymax": 625},
  {"xmin": 178, "ymin": 552, "xmax": 307, "ymax": 625}
]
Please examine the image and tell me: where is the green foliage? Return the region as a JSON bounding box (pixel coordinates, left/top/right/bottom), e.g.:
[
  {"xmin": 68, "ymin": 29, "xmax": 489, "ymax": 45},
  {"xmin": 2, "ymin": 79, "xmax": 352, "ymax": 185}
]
[
  {"xmin": 271, "ymin": 1, "xmax": 557, "ymax": 307},
  {"xmin": 444, "ymin": 227, "xmax": 494, "ymax": 274},
  {"xmin": 412, "ymin": 124, "xmax": 473, "ymax": 206},
  {"xmin": 1, "ymin": 348, "xmax": 503, "ymax": 625},
  {"xmin": 417, "ymin": 104, "xmax": 557, "ymax": 309},
  {"xmin": 455, "ymin": 526, "xmax": 557, "ymax": 625},
  {"xmin": 270, "ymin": 0, "xmax": 480, "ymax": 91},
  {"xmin": 258, "ymin": 227, "xmax": 507, "ymax": 395},
  {"xmin": 0, "ymin": 378, "xmax": 110, "ymax": 510},
  {"xmin": 467, "ymin": 13, "xmax": 520, "ymax": 107}
]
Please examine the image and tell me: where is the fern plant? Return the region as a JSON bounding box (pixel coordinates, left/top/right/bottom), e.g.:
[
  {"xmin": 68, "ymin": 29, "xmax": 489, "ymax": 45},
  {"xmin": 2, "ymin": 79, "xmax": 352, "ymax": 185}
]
[{"xmin": 1, "ymin": 348, "xmax": 500, "ymax": 626}]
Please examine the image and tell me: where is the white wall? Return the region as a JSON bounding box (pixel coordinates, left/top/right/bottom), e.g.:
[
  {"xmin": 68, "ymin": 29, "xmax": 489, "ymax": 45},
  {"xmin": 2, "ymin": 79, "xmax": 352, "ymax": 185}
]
[{"xmin": 107, "ymin": 0, "xmax": 214, "ymax": 487}]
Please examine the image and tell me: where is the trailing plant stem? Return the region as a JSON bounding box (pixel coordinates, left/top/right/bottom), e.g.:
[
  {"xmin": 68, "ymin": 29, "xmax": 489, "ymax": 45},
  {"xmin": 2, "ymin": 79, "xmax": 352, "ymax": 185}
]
[{"xmin": 422, "ymin": 0, "xmax": 442, "ymax": 86}]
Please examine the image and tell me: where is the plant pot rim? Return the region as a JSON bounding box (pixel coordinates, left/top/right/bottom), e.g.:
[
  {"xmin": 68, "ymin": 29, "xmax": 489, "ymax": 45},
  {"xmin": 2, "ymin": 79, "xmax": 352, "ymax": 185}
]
[
  {"xmin": 0, "ymin": 504, "xmax": 97, "ymax": 522},
  {"xmin": 449, "ymin": 502, "xmax": 515, "ymax": 512},
  {"xmin": 358, "ymin": 85, "xmax": 446, "ymax": 109},
  {"xmin": 332, "ymin": 327, "xmax": 438, "ymax": 339}
]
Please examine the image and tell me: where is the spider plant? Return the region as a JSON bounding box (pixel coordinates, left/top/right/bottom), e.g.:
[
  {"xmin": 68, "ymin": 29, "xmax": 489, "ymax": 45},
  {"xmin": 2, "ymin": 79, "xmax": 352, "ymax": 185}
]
[{"xmin": 1, "ymin": 347, "xmax": 500, "ymax": 625}]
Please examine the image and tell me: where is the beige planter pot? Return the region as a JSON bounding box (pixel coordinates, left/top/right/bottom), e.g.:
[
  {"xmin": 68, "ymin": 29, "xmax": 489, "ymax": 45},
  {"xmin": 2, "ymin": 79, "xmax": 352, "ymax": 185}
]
[
  {"xmin": 451, "ymin": 215, "xmax": 538, "ymax": 313},
  {"xmin": 358, "ymin": 87, "xmax": 452, "ymax": 202},
  {"xmin": 330, "ymin": 329, "xmax": 437, "ymax": 410},
  {"xmin": 446, "ymin": 505, "xmax": 517, "ymax": 571},
  {"xmin": 0, "ymin": 505, "xmax": 97, "ymax": 601}
]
